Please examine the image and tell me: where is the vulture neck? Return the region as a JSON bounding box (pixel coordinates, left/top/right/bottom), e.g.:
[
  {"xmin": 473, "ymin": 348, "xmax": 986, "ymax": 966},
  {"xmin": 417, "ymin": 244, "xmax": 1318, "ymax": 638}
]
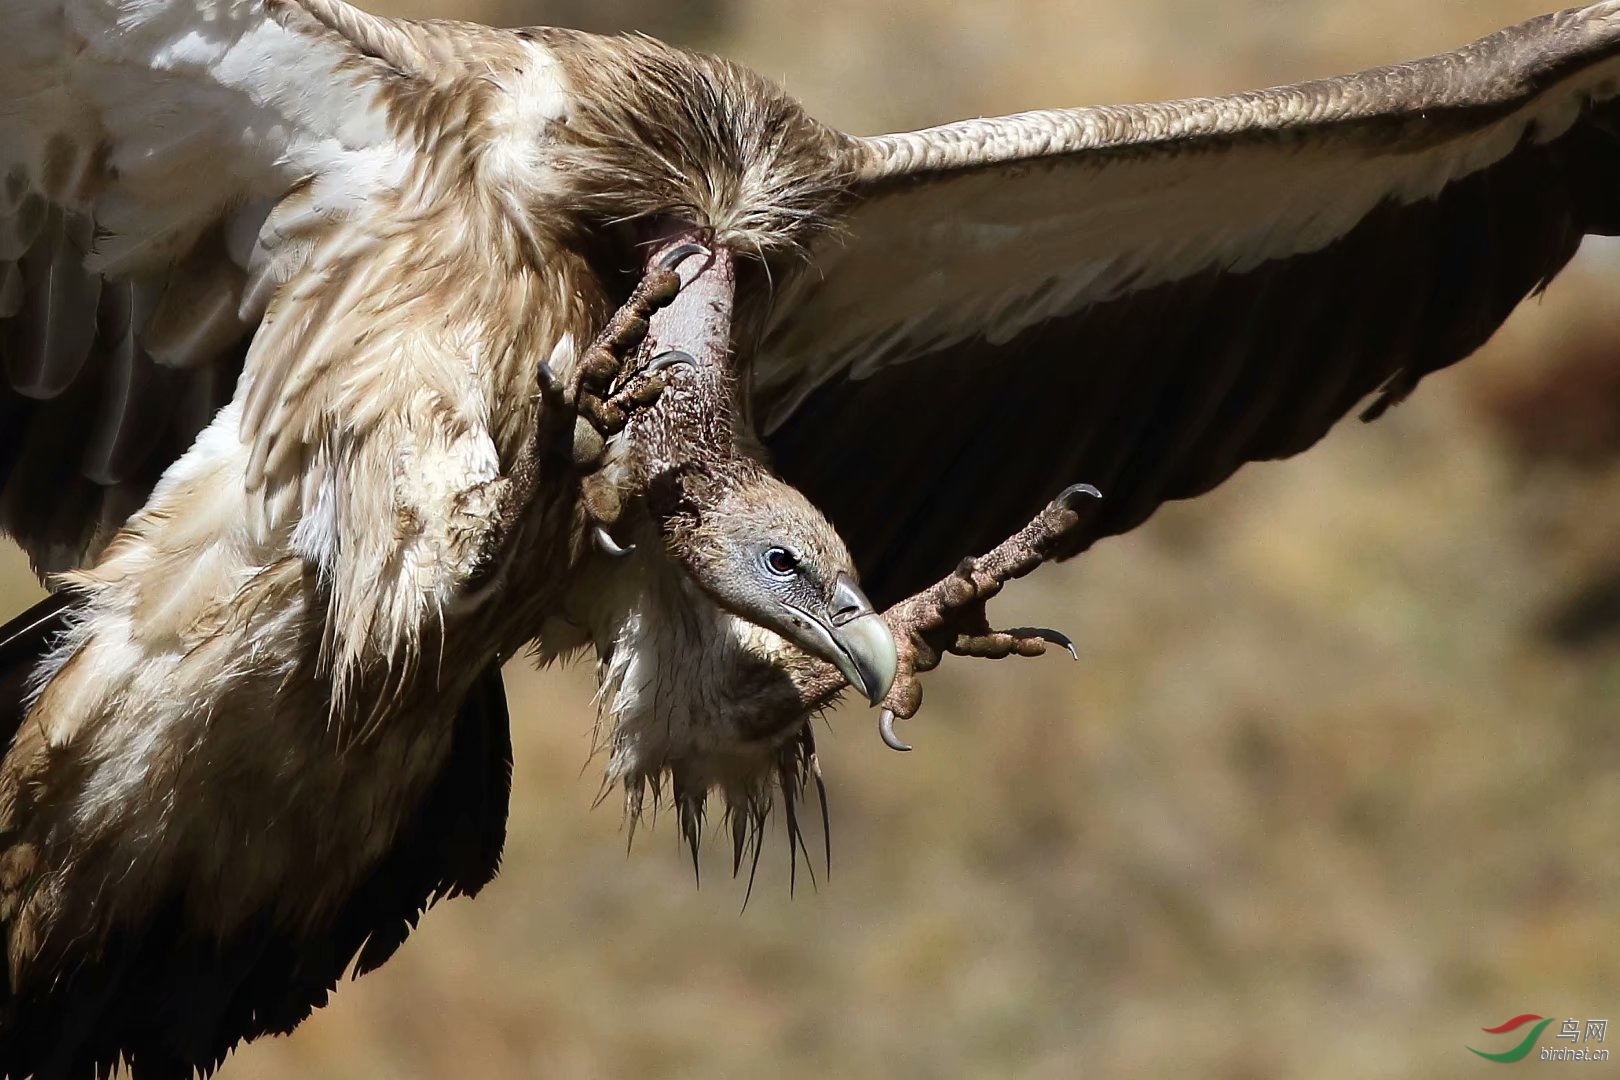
[{"xmin": 558, "ymin": 245, "xmax": 818, "ymax": 807}]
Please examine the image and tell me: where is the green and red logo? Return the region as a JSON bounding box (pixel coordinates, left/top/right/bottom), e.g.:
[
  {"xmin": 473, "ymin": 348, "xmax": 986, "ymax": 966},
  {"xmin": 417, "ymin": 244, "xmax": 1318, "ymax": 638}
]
[{"xmin": 1469, "ymin": 1015, "xmax": 1555, "ymax": 1063}]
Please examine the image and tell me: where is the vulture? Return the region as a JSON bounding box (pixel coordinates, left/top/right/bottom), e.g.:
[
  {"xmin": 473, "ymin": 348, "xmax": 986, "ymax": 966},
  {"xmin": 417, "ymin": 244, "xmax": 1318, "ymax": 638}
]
[{"xmin": 0, "ymin": 0, "xmax": 1618, "ymax": 1074}]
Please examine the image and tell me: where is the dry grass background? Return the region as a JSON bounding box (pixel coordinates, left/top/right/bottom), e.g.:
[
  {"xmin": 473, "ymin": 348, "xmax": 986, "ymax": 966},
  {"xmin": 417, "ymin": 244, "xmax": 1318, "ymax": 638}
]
[{"xmin": 5, "ymin": 1, "xmax": 1620, "ymax": 1076}]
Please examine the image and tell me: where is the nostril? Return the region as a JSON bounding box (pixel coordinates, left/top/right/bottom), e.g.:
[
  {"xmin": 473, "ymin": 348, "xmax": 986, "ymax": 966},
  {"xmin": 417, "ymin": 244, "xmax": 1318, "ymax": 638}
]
[
  {"xmin": 828, "ymin": 572, "xmax": 874, "ymax": 626},
  {"xmin": 830, "ymin": 600, "xmax": 862, "ymax": 624}
]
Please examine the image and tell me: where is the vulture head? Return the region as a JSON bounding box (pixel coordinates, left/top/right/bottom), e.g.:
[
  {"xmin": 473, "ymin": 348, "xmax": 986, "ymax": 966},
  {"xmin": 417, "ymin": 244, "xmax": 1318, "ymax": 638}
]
[
  {"xmin": 654, "ymin": 462, "xmax": 898, "ymax": 708},
  {"xmin": 568, "ymin": 446, "xmax": 903, "ymax": 852}
]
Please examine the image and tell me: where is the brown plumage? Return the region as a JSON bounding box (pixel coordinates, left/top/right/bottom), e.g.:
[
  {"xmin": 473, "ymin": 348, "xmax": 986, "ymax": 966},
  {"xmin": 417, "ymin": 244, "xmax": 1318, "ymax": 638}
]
[{"xmin": 2, "ymin": 1, "xmax": 1620, "ymax": 1075}]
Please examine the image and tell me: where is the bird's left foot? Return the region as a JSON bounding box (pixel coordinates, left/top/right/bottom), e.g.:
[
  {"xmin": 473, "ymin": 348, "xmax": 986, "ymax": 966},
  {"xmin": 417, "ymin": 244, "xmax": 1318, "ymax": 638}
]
[{"xmin": 873, "ymin": 483, "xmax": 1101, "ymax": 751}]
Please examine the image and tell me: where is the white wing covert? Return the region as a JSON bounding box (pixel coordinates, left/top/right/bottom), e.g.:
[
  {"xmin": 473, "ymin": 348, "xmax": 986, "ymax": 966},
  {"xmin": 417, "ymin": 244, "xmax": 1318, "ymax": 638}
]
[{"xmin": 0, "ymin": 0, "xmax": 420, "ymax": 574}]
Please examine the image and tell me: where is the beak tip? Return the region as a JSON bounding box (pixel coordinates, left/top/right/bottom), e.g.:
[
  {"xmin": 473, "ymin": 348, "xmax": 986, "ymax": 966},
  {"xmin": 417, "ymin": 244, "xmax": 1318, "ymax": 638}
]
[
  {"xmin": 865, "ymin": 658, "xmax": 896, "ymax": 706},
  {"xmin": 806, "ymin": 575, "xmax": 898, "ymax": 709},
  {"xmin": 828, "ymin": 614, "xmax": 897, "ymax": 709},
  {"xmin": 847, "ymin": 615, "xmax": 897, "ymax": 708}
]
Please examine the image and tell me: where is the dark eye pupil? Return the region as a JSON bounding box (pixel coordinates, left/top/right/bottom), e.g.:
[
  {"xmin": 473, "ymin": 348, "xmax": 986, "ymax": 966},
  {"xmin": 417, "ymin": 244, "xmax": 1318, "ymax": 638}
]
[{"xmin": 767, "ymin": 549, "xmax": 797, "ymax": 574}]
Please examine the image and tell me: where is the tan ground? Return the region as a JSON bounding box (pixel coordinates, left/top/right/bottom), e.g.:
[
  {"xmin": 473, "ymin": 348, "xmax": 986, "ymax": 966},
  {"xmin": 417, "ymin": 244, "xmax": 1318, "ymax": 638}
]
[{"xmin": 3, "ymin": 2, "xmax": 1618, "ymax": 1077}]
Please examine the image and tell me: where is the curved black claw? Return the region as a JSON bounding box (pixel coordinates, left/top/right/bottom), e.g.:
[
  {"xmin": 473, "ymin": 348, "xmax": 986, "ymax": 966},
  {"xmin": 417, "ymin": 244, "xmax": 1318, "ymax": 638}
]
[
  {"xmin": 1059, "ymin": 482, "xmax": 1103, "ymax": 506},
  {"xmin": 537, "ymin": 361, "xmax": 567, "ymax": 402},
  {"xmin": 594, "ymin": 525, "xmax": 635, "ymax": 558},
  {"xmin": 645, "ymin": 349, "xmax": 696, "ymax": 374},
  {"xmin": 878, "ymin": 707, "xmax": 912, "ymax": 753},
  {"xmin": 1007, "ymin": 626, "xmax": 1078, "ymax": 660},
  {"xmin": 655, "ymin": 242, "xmax": 712, "ymax": 273}
]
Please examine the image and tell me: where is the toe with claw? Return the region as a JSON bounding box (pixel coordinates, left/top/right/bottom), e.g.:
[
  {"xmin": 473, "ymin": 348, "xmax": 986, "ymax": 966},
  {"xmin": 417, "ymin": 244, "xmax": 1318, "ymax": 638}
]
[
  {"xmin": 526, "ymin": 242, "xmax": 711, "ymax": 551},
  {"xmin": 545, "ymin": 266, "xmax": 689, "ymax": 475},
  {"xmin": 870, "ymin": 482, "xmax": 1101, "ymax": 751},
  {"xmin": 473, "ymin": 242, "xmax": 710, "ymax": 584}
]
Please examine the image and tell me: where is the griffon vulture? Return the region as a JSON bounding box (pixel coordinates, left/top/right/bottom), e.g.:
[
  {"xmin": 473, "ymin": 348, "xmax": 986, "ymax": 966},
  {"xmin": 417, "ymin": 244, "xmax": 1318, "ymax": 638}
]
[{"xmin": 0, "ymin": 0, "xmax": 1617, "ymax": 1075}]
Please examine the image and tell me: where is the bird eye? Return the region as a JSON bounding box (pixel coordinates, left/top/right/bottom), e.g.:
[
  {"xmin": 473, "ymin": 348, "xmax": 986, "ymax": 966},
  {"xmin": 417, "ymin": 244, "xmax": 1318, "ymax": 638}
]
[{"xmin": 764, "ymin": 547, "xmax": 799, "ymax": 576}]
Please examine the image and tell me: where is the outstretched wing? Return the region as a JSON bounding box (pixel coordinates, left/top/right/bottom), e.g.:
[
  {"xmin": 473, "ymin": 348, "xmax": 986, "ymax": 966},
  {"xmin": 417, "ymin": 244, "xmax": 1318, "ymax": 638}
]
[
  {"xmin": 761, "ymin": 3, "xmax": 1620, "ymax": 606},
  {"xmin": 0, "ymin": 4, "xmax": 522, "ymax": 1075},
  {"xmin": 0, "ymin": 0, "xmax": 435, "ymax": 575}
]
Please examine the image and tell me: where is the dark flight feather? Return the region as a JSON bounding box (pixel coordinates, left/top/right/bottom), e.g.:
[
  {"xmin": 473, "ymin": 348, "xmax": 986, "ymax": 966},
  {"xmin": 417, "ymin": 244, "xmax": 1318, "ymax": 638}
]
[
  {"xmin": 768, "ymin": 101, "xmax": 1620, "ymax": 605},
  {"xmin": 0, "ymin": 656, "xmax": 512, "ymax": 1080}
]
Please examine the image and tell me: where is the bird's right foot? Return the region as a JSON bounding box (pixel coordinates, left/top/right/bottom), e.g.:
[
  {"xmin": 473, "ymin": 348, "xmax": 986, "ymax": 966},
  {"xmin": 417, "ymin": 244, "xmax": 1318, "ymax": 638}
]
[
  {"xmin": 539, "ymin": 242, "xmax": 709, "ymax": 475},
  {"xmin": 869, "ymin": 483, "xmax": 1100, "ymax": 750},
  {"xmin": 527, "ymin": 243, "xmax": 710, "ymax": 554},
  {"xmin": 868, "ymin": 483, "xmax": 1100, "ymax": 749}
]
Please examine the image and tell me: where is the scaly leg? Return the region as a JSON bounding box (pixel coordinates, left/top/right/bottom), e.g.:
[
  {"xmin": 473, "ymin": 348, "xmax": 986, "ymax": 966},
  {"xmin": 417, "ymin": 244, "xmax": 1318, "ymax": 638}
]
[
  {"xmin": 540, "ymin": 244, "xmax": 707, "ymax": 473},
  {"xmin": 872, "ymin": 483, "xmax": 1101, "ymax": 751}
]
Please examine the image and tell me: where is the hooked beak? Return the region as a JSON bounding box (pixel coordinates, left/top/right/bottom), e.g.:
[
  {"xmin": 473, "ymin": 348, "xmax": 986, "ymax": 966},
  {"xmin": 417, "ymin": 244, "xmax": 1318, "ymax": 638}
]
[{"xmin": 785, "ymin": 573, "xmax": 897, "ymax": 706}]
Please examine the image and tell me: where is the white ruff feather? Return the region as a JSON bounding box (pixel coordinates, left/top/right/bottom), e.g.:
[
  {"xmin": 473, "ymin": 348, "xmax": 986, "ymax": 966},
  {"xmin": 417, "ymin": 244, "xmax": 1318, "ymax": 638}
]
[{"xmin": 593, "ymin": 564, "xmax": 789, "ymax": 783}]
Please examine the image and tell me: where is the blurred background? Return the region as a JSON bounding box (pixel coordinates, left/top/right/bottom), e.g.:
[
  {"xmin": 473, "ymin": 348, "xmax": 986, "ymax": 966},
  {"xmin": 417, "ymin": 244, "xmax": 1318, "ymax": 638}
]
[{"xmin": 7, "ymin": 1, "xmax": 1620, "ymax": 1076}]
